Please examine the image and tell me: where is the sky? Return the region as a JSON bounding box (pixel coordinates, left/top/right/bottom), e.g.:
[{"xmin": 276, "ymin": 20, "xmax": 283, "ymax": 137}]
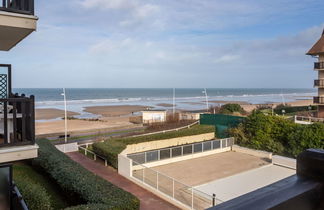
[{"xmin": 1, "ymin": 0, "xmax": 324, "ymax": 88}]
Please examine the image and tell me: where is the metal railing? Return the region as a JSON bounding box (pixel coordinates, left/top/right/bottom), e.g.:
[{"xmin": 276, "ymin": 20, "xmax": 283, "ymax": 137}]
[
  {"xmin": 78, "ymin": 146, "xmax": 109, "ymax": 167},
  {"xmin": 313, "ymin": 96, "xmax": 324, "ymax": 104},
  {"xmin": 132, "ymin": 158, "xmax": 222, "ymax": 209},
  {"xmin": 314, "ymin": 79, "xmax": 324, "ymax": 87},
  {"xmin": 128, "ymin": 137, "xmax": 234, "ymax": 166},
  {"xmin": 11, "ymin": 184, "xmax": 28, "ymax": 210},
  {"xmin": 132, "ymin": 159, "xmax": 222, "ymax": 210},
  {"xmin": 314, "ymin": 62, "xmax": 324, "ymax": 70},
  {"xmin": 295, "ymin": 115, "xmax": 324, "ymax": 123},
  {"xmin": 0, "ymin": 94, "xmax": 35, "ymax": 148},
  {"xmin": 0, "ymin": 0, "xmax": 34, "ymax": 15}
]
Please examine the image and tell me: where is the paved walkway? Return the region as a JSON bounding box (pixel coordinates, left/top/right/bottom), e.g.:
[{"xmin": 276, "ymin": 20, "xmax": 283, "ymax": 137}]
[{"xmin": 67, "ymin": 152, "xmax": 179, "ymax": 210}]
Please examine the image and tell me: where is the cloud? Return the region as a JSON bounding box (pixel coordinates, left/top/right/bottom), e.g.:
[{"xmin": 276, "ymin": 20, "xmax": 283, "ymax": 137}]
[
  {"xmin": 214, "ymin": 55, "xmax": 240, "ymax": 63},
  {"xmin": 80, "ymin": 0, "xmax": 134, "ymax": 10}
]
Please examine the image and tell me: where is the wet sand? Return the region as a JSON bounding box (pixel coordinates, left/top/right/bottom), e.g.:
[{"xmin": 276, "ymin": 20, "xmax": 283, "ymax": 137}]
[
  {"xmin": 36, "ymin": 108, "xmax": 80, "ymax": 120},
  {"xmin": 84, "ymin": 105, "xmax": 152, "ymax": 117},
  {"xmin": 156, "ymin": 103, "xmax": 175, "ymax": 107}
]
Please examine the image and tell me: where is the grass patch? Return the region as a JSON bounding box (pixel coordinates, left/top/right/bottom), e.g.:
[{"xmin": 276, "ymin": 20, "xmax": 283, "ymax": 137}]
[{"xmin": 92, "ymin": 124, "xmax": 215, "ymax": 168}]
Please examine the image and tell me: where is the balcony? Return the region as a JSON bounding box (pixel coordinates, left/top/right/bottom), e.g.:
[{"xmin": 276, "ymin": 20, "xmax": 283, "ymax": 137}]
[
  {"xmin": 0, "ymin": 0, "xmax": 34, "ymax": 15},
  {"xmin": 0, "ymin": 0, "xmax": 37, "ymax": 51},
  {"xmin": 0, "ymin": 64, "xmax": 37, "ymax": 164},
  {"xmin": 313, "ymin": 96, "xmax": 324, "ymax": 105},
  {"xmin": 314, "ymin": 62, "xmax": 324, "ymax": 70},
  {"xmin": 314, "ymin": 79, "xmax": 324, "ymax": 88}
]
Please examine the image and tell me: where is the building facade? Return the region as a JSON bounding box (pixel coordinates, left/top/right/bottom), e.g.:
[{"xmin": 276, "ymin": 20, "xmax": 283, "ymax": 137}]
[
  {"xmin": 0, "ymin": 0, "xmax": 38, "ymax": 209},
  {"xmin": 307, "ymin": 28, "xmax": 324, "ymax": 118}
]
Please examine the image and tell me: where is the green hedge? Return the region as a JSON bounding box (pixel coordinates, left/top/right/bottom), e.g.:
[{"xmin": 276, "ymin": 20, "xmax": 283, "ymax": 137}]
[
  {"xmin": 33, "ymin": 139, "xmax": 140, "ymax": 210},
  {"xmin": 228, "ymin": 111, "xmax": 324, "ymax": 157},
  {"xmin": 14, "ymin": 174, "xmax": 53, "ymax": 210},
  {"xmin": 92, "ymin": 125, "xmax": 215, "ymax": 168}
]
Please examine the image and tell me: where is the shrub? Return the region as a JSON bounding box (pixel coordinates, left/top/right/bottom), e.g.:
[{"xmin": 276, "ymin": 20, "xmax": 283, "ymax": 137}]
[
  {"xmin": 220, "ymin": 104, "xmax": 245, "ymax": 115},
  {"xmin": 228, "ymin": 111, "xmax": 324, "ymax": 157},
  {"xmin": 93, "ymin": 125, "xmax": 215, "ymax": 168},
  {"xmin": 14, "ymin": 175, "xmax": 53, "ymax": 210},
  {"xmin": 33, "ymin": 139, "xmax": 140, "ymax": 210}
]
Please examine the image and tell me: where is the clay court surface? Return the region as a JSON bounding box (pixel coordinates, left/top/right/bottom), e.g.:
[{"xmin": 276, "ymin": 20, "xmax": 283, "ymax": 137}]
[{"xmin": 149, "ymin": 151, "xmax": 269, "ymax": 186}]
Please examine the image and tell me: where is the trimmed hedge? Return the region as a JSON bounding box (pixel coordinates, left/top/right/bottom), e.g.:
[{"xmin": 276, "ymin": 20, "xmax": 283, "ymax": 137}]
[
  {"xmin": 14, "ymin": 175, "xmax": 53, "ymax": 210},
  {"xmin": 92, "ymin": 125, "xmax": 215, "ymax": 168},
  {"xmin": 65, "ymin": 204, "xmax": 111, "ymax": 210},
  {"xmin": 33, "ymin": 139, "xmax": 140, "ymax": 210}
]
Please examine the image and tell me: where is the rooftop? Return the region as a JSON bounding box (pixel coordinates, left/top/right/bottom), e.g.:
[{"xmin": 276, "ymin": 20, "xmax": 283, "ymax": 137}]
[{"xmin": 306, "ymin": 28, "xmax": 324, "ymax": 55}]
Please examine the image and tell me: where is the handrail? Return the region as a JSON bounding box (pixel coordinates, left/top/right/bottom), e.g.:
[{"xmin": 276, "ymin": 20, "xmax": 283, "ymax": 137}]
[
  {"xmin": 131, "ymin": 158, "xmax": 223, "ymax": 209},
  {"xmin": 78, "ymin": 146, "xmax": 109, "ymax": 166},
  {"xmin": 0, "ymin": 0, "xmax": 34, "ymax": 15}
]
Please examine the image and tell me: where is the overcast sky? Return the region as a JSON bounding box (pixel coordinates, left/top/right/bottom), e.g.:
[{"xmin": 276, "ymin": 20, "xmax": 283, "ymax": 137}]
[{"xmin": 1, "ymin": 0, "xmax": 324, "ymax": 88}]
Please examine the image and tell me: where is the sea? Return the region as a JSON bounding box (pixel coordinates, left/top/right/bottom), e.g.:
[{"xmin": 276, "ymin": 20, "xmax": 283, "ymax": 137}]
[{"xmin": 14, "ymin": 88, "xmax": 316, "ymax": 119}]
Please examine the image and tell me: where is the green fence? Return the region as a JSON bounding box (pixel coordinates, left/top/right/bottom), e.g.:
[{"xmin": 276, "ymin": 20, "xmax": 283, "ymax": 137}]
[{"xmin": 200, "ymin": 114, "xmax": 245, "ymax": 138}]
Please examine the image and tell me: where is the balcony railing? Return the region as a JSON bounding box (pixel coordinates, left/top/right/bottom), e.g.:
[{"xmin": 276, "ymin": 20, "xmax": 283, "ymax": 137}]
[
  {"xmin": 313, "ymin": 96, "xmax": 324, "ymax": 105},
  {"xmin": 314, "ymin": 62, "xmax": 324, "ymax": 70},
  {"xmin": 0, "ymin": 93, "xmax": 35, "ymax": 148},
  {"xmin": 314, "ymin": 79, "xmax": 324, "ymax": 87},
  {"xmin": 0, "ymin": 0, "xmax": 34, "ymax": 15}
]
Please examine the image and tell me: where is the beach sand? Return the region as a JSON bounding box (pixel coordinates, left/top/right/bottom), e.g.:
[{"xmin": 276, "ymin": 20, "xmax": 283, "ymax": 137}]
[
  {"xmin": 36, "ymin": 105, "xmax": 150, "ymax": 135},
  {"xmin": 36, "ymin": 108, "xmax": 80, "ymax": 120},
  {"xmin": 156, "ymin": 103, "xmax": 175, "ymax": 107},
  {"xmin": 36, "ymin": 116, "xmax": 138, "ymax": 136},
  {"xmin": 84, "ymin": 105, "xmax": 151, "ymax": 117}
]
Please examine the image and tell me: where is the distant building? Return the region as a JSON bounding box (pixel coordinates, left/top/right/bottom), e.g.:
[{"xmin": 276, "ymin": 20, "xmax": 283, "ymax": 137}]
[
  {"xmin": 179, "ymin": 111, "xmax": 204, "ymax": 121},
  {"xmin": 141, "ymin": 110, "xmax": 167, "ymax": 124},
  {"xmin": 307, "ymin": 28, "xmax": 324, "ymax": 118}
]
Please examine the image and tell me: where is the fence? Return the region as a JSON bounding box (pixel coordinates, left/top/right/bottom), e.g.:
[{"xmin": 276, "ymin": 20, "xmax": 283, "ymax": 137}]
[
  {"xmin": 132, "ymin": 159, "xmax": 222, "ymax": 210},
  {"xmin": 127, "ymin": 137, "xmax": 234, "ymax": 166}
]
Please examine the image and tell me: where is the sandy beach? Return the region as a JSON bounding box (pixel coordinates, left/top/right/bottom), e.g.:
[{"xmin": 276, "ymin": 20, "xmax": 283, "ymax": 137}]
[
  {"xmin": 84, "ymin": 105, "xmax": 151, "ymax": 117},
  {"xmin": 36, "ymin": 105, "xmax": 151, "ymax": 136},
  {"xmin": 36, "ymin": 108, "xmax": 80, "ymax": 120}
]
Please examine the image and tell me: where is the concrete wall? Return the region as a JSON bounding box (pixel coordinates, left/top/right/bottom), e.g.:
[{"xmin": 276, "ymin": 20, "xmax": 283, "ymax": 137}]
[
  {"xmin": 0, "ymin": 144, "xmax": 38, "ymax": 164},
  {"xmin": 55, "ymin": 143, "xmax": 78, "ymax": 153},
  {"xmin": 142, "ymin": 111, "xmax": 167, "ymax": 124},
  {"xmin": 232, "ymin": 145, "xmax": 272, "ymax": 160},
  {"xmin": 118, "ymin": 154, "xmax": 132, "ymax": 178},
  {"xmin": 272, "ymin": 155, "xmax": 296, "ymax": 169},
  {"xmin": 121, "ymin": 132, "xmax": 215, "ymax": 155}
]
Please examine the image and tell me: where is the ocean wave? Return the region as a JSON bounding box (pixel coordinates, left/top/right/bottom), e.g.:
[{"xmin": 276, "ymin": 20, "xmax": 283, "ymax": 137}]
[{"xmin": 35, "ymin": 92, "xmax": 316, "ymax": 106}]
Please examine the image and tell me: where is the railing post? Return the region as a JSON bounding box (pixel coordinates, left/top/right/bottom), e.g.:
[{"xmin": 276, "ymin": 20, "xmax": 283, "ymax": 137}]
[
  {"xmin": 105, "ymin": 160, "xmax": 107, "ymax": 166},
  {"xmin": 172, "ymin": 179, "xmax": 175, "ymax": 199},
  {"xmin": 191, "ymin": 187, "xmax": 194, "ymax": 209},
  {"xmin": 156, "ymin": 172, "xmax": 159, "ymax": 190},
  {"xmin": 212, "ymin": 193, "xmax": 216, "ymax": 206},
  {"xmin": 94, "ymin": 154, "xmax": 96, "ymax": 161}
]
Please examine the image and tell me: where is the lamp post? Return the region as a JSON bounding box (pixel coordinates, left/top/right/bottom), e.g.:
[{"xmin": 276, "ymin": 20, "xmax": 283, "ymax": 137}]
[
  {"xmin": 61, "ymin": 88, "xmax": 67, "ymax": 149},
  {"xmin": 173, "ymin": 88, "xmax": 176, "ymax": 117},
  {"xmin": 203, "ymin": 88, "xmax": 209, "ymax": 112}
]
